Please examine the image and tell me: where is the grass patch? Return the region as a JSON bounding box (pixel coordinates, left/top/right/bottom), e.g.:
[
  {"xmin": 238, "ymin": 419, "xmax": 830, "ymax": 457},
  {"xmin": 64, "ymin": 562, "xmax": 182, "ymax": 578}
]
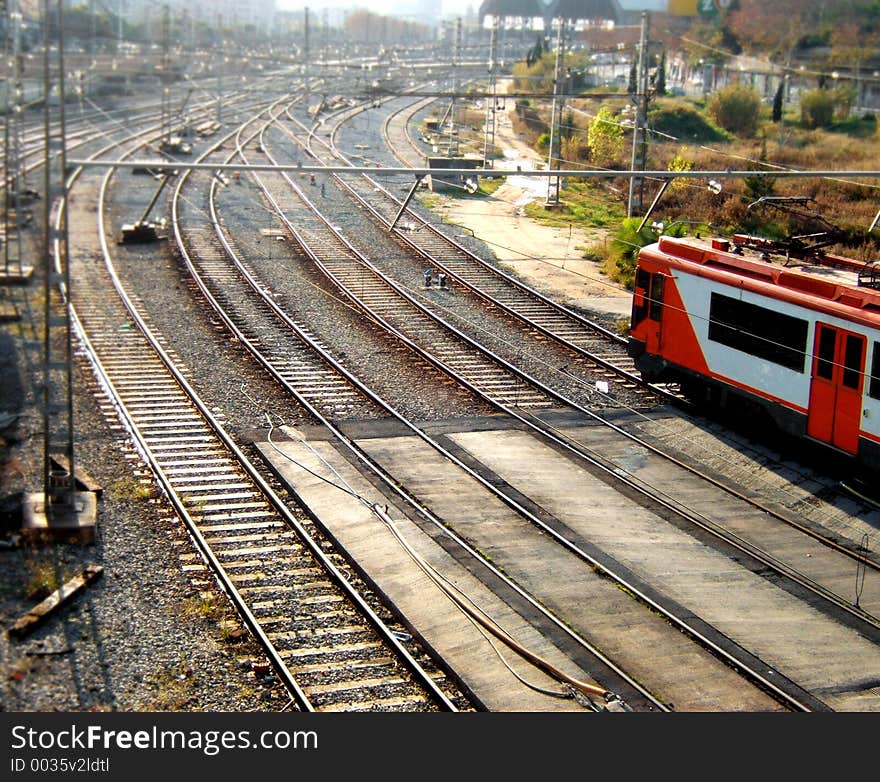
[
  {"xmin": 109, "ymin": 474, "xmax": 153, "ymax": 501},
  {"xmin": 183, "ymin": 594, "xmax": 222, "ymax": 623},
  {"xmin": 826, "ymin": 113, "xmax": 877, "ymax": 138},
  {"xmin": 416, "ymin": 193, "xmax": 441, "ymax": 210},
  {"xmin": 23, "ymin": 557, "xmax": 60, "ymax": 601},
  {"xmin": 524, "ymin": 180, "xmax": 626, "ymax": 230},
  {"xmin": 136, "ymin": 659, "xmax": 199, "ymax": 711},
  {"xmin": 478, "ymin": 175, "xmax": 506, "ymax": 196}
]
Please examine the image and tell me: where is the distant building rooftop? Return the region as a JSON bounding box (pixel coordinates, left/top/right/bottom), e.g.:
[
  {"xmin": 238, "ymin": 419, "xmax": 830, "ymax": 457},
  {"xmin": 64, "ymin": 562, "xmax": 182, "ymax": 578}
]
[{"xmin": 478, "ymin": 0, "xmax": 624, "ymax": 23}]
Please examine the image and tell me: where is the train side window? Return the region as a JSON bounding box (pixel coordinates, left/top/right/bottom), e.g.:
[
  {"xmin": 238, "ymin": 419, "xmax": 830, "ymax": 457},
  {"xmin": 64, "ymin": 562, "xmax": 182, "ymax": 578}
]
[
  {"xmin": 649, "ymin": 274, "xmax": 664, "ymax": 321},
  {"xmin": 815, "ymin": 326, "xmax": 836, "ymax": 380},
  {"xmin": 842, "ymin": 335, "xmax": 864, "ymax": 389},
  {"xmin": 708, "ymin": 293, "xmax": 807, "ymax": 372},
  {"xmin": 871, "ymin": 343, "xmax": 880, "ymax": 399}
]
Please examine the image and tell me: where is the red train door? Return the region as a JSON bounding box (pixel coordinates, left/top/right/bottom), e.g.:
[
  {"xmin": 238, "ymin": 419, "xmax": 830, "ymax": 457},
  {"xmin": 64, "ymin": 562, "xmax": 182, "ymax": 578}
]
[
  {"xmin": 632, "ymin": 268, "xmax": 665, "ymax": 355},
  {"xmin": 807, "ymin": 323, "xmax": 866, "ymax": 453}
]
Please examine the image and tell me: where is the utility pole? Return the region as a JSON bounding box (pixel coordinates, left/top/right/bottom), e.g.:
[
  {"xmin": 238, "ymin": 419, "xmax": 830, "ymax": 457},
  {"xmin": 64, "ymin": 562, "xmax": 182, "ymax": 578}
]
[
  {"xmin": 30, "ymin": 0, "xmax": 94, "ymax": 539},
  {"xmin": 117, "ymin": 0, "xmax": 123, "ymax": 53},
  {"xmin": 321, "ymin": 7, "xmax": 328, "ymax": 76},
  {"xmin": 483, "ymin": 16, "xmax": 499, "ymax": 166},
  {"xmin": 3, "ymin": 0, "xmax": 29, "ymax": 282},
  {"xmin": 627, "ymin": 11, "xmax": 650, "ymax": 218},
  {"xmin": 215, "ymin": 13, "xmax": 223, "ymax": 124},
  {"xmin": 162, "ymin": 3, "xmax": 170, "ymax": 144},
  {"xmin": 303, "ymin": 6, "xmax": 309, "ymax": 102},
  {"xmin": 88, "ymin": 0, "xmax": 95, "ymax": 56},
  {"xmin": 545, "ymin": 16, "xmax": 566, "ymax": 206},
  {"xmin": 448, "ymin": 17, "xmax": 461, "ymax": 158}
]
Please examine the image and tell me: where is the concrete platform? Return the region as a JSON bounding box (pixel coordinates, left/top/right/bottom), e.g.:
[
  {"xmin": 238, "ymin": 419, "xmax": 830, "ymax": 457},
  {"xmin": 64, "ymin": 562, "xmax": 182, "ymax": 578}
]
[
  {"xmin": 21, "ymin": 491, "xmax": 98, "ymax": 545},
  {"xmin": 0, "ymin": 265, "xmax": 34, "ymax": 286},
  {"xmin": 253, "ymin": 426, "xmax": 599, "ymax": 712},
  {"xmin": 253, "ymin": 419, "xmax": 793, "ymax": 712}
]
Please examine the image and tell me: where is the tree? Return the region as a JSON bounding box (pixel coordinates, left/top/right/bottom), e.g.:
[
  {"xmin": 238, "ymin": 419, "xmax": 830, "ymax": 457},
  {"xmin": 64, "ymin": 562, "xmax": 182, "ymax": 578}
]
[
  {"xmin": 800, "ymin": 88, "xmax": 835, "ymax": 128},
  {"xmin": 681, "ymin": 21, "xmax": 736, "ymax": 68},
  {"xmin": 667, "ymin": 147, "xmax": 693, "ymax": 193},
  {"xmin": 827, "ymin": 17, "xmax": 880, "ymax": 111},
  {"xmin": 562, "ymin": 109, "xmax": 576, "ymax": 142},
  {"xmin": 726, "ymin": 0, "xmax": 824, "ymax": 65},
  {"xmin": 587, "ymin": 106, "xmax": 625, "ymax": 167},
  {"xmin": 653, "ymin": 50, "xmax": 666, "ymax": 96},
  {"xmin": 772, "ymin": 79, "xmax": 785, "ymax": 123},
  {"xmin": 525, "ymin": 35, "xmax": 545, "ymax": 67}
]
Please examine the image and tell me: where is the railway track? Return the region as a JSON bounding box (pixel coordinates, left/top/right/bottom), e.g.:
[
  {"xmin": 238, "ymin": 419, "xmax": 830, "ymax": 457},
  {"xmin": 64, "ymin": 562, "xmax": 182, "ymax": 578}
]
[
  {"xmin": 74, "ymin": 95, "xmax": 824, "ymax": 712},
  {"xmin": 58, "ymin": 92, "xmax": 464, "ymax": 713},
  {"xmin": 222, "ymin": 95, "xmax": 880, "ymax": 712},
  {"xmin": 44, "ymin": 76, "xmax": 880, "ymax": 708},
  {"xmin": 316, "ymin": 98, "xmax": 670, "ymax": 406},
  {"xmin": 290, "ymin": 99, "xmax": 880, "ymax": 574},
  {"xmin": 172, "ymin": 98, "xmax": 647, "ymax": 712},
  {"xmin": 358, "ymin": 97, "xmax": 880, "ymax": 545}
]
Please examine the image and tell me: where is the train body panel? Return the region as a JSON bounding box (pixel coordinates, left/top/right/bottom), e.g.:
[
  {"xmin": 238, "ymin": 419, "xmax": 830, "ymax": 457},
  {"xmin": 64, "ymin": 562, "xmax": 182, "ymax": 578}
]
[{"xmin": 629, "ymin": 236, "xmax": 880, "ymax": 470}]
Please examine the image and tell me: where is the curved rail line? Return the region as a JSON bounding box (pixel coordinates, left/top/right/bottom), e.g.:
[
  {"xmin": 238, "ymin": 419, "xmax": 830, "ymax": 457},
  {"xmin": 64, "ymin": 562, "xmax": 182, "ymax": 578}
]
[
  {"xmin": 57, "ymin": 92, "xmax": 460, "ymax": 713},
  {"xmin": 201, "ymin": 98, "xmax": 880, "ymax": 712},
  {"xmin": 172, "ymin": 97, "xmax": 640, "ymax": 711},
  {"xmin": 317, "ymin": 97, "xmax": 880, "ymax": 571},
  {"xmin": 289, "ymin": 100, "xmax": 880, "ymax": 700}
]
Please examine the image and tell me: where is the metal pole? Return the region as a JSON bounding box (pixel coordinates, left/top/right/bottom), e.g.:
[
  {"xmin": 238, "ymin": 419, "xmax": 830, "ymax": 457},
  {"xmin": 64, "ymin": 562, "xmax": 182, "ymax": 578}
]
[
  {"xmin": 216, "ymin": 13, "xmax": 223, "ymax": 124},
  {"xmin": 3, "ymin": 3, "xmax": 25, "ymax": 279},
  {"xmin": 389, "ymin": 175, "xmax": 424, "ymax": 231},
  {"xmin": 56, "ymin": 0, "xmax": 75, "ymax": 512},
  {"xmin": 41, "ymin": 0, "xmax": 52, "ymax": 510},
  {"xmin": 449, "ymin": 17, "xmax": 461, "ymax": 158},
  {"xmin": 627, "ymin": 11, "xmax": 649, "ymax": 218},
  {"xmin": 636, "ymin": 178, "xmax": 671, "ymax": 233},
  {"xmin": 3, "ymin": 3, "xmax": 13, "ymax": 278},
  {"xmin": 545, "ymin": 17, "xmax": 564, "ymax": 205},
  {"xmin": 483, "ymin": 18, "xmax": 498, "ymax": 166},
  {"xmin": 162, "ymin": 3, "xmax": 170, "ymax": 143},
  {"xmin": 303, "ymin": 6, "xmax": 309, "ymax": 102}
]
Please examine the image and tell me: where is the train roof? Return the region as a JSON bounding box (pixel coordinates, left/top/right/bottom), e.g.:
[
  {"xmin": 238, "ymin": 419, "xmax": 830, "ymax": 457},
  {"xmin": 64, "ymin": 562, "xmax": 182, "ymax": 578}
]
[{"xmin": 645, "ymin": 235, "xmax": 880, "ymax": 322}]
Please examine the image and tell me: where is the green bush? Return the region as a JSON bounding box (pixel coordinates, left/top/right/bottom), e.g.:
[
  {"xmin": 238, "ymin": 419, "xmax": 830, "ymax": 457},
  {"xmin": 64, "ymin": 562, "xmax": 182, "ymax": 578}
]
[
  {"xmin": 609, "ymin": 218, "xmax": 658, "ymax": 289},
  {"xmin": 800, "ymin": 88, "xmax": 835, "ymax": 129},
  {"xmin": 649, "ymin": 102, "xmax": 728, "ymax": 142},
  {"xmin": 707, "ymin": 84, "xmax": 762, "ymax": 136}
]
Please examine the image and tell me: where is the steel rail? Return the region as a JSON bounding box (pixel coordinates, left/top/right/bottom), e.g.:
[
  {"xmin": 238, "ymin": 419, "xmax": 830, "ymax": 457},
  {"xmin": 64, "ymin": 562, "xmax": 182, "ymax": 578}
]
[
  {"xmin": 259, "ymin": 104, "xmax": 880, "ymax": 709},
  {"xmin": 328, "ymin": 100, "xmax": 668, "ymax": 399},
  {"xmin": 340, "ymin": 96, "xmax": 880, "ymax": 574},
  {"xmin": 53, "ymin": 97, "xmax": 317, "ymax": 712},
  {"xmin": 169, "ymin": 98, "xmax": 460, "ymax": 712},
  {"xmin": 182, "ymin": 99, "xmax": 664, "ymax": 711},
  {"xmin": 243, "ymin": 104, "xmax": 834, "ymax": 711},
  {"xmin": 347, "ymin": 97, "xmax": 880, "ymax": 572}
]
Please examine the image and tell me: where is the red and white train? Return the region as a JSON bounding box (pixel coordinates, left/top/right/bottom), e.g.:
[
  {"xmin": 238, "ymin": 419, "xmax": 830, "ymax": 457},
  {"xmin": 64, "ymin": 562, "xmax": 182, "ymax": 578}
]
[{"xmin": 628, "ymin": 234, "xmax": 880, "ymax": 471}]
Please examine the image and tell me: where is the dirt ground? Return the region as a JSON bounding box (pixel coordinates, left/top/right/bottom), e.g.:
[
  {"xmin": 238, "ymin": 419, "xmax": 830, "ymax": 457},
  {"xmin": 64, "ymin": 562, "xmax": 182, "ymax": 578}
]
[{"xmin": 426, "ymin": 81, "xmax": 633, "ymax": 320}]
